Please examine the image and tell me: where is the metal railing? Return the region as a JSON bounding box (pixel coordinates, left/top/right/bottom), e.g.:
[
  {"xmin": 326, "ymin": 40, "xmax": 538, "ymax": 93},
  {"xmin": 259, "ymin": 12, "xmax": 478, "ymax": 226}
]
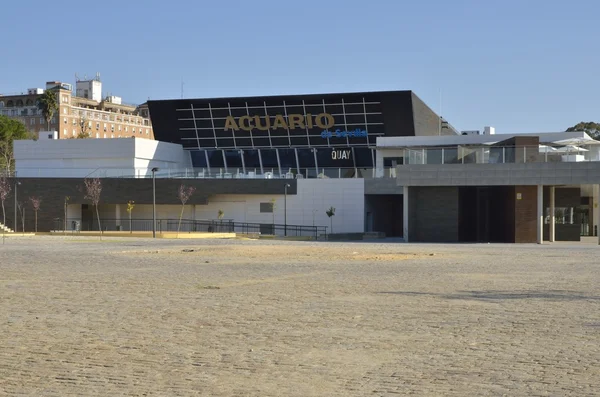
[{"xmin": 55, "ymin": 218, "xmax": 328, "ymax": 239}]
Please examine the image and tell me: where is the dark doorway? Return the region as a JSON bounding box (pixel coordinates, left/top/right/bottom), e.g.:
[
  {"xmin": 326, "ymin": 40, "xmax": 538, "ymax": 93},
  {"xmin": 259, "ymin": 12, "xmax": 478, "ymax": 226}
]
[
  {"xmin": 365, "ymin": 195, "xmax": 403, "ymax": 237},
  {"xmin": 81, "ymin": 204, "xmax": 94, "ymax": 231},
  {"xmin": 459, "ymin": 187, "xmax": 514, "ymax": 243}
]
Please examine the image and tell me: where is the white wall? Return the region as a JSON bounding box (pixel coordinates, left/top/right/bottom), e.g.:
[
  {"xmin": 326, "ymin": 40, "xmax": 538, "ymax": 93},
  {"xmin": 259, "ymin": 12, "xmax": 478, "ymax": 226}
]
[{"xmin": 15, "ymin": 138, "xmax": 191, "ymax": 178}]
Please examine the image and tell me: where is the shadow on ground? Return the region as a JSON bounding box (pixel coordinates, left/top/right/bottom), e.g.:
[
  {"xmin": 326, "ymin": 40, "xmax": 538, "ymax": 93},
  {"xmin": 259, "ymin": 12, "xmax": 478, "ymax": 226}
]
[{"xmin": 378, "ymin": 290, "xmax": 600, "ymax": 302}]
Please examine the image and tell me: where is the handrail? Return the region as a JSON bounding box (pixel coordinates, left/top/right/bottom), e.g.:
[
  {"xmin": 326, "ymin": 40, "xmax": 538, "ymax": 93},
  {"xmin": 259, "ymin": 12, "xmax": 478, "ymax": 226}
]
[{"xmin": 57, "ymin": 217, "xmax": 328, "ymax": 238}]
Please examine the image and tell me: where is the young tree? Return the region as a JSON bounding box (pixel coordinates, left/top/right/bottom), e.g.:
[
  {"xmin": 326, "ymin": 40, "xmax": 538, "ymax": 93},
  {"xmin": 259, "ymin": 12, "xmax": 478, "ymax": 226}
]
[
  {"xmin": 126, "ymin": 200, "xmax": 135, "ymax": 233},
  {"xmin": 29, "ymin": 196, "xmax": 41, "ymax": 233},
  {"xmin": 17, "ymin": 201, "xmax": 25, "ymax": 235},
  {"xmin": 37, "ymin": 89, "xmax": 59, "ymax": 131},
  {"xmin": 64, "ymin": 196, "xmax": 70, "ymax": 233},
  {"xmin": 270, "ymin": 198, "xmax": 277, "ymax": 234},
  {"xmin": 217, "ymin": 209, "xmax": 224, "ymax": 232},
  {"xmin": 0, "ymin": 176, "xmax": 10, "ymax": 226},
  {"xmin": 83, "ymin": 178, "xmax": 102, "ymax": 237},
  {"xmin": 177, "ymin": 184, "xmax": 196, "ymax": 234},
  {"xmin": 326, "ymin": 206, "xmax": 336, "ymax": 234}
]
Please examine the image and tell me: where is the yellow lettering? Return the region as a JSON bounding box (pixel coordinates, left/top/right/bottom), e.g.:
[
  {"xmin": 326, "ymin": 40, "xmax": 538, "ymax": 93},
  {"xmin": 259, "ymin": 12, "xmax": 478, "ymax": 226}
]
[
  {"xmin": 224, "ymin": 116, "xmax": 239, "ymax": 131},
  {"xmin": 239, "ymin": 115, "xmax": 254, "ymax": 131},
  {"xmin": 288, "ymin": 114, "xmax": 305, "ymax": 130},
  {"xmin": 271, "ymin": 114, "xmax": 288, "ymax": 130},
  {"xmin": 253, "ymin": 115, "xmax": 270, "ymax": 131},
  {"xmin": 306, "ymin": 113, "xmax": 313, "ymax": 128},
  {"xmin": 315, "ymin": 113, "xmax": 335, "ymax": 129}
]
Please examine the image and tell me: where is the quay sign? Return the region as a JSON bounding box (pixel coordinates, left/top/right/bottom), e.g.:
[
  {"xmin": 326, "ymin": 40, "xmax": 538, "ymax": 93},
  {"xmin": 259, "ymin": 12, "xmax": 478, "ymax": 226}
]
[{"xmin": 224, "ymin": 113, "xmax": 334, "ymax": 131}]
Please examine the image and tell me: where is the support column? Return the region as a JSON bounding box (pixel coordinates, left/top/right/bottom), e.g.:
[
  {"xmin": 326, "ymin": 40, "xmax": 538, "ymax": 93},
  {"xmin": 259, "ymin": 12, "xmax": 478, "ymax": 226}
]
[
  {"xmin": 537, "ymin": 185, "xmax": 543, "ymax": 244},
  {"xmin": 115, "ymin": 204, "xmax": 121, "ymax": 229},
  {"xmin": 549, "ymin": 186, "xmax": 555, "ymax": 242},
  {"xmin": 403, "ymin": 186, "xmax": 409, "ymax": 242},
  {"xmin": 597, "ymin": 184, "xmax": 600, "ymax": 245}
]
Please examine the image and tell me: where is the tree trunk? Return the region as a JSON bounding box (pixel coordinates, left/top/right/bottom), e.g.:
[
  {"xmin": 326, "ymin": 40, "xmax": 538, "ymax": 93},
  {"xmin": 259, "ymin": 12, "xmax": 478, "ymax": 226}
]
[
  {"xmin": 1, "ymin": 200, "xmax": 5, "ymax": 226},
  {"xmin": 177, "ymin": 205, "xmax": 184, "ymax": 236},
  {"xmin": 330, "ymin": 217, "xmax": 333, "ymax": 234},
  {"xmin": 64, "ymin": 201, "xmax": 67, "ymax": 235},
  {"xmin": 95, "ymin": 204, "xmax": 102, "ymax": 239},
  {"xmin": 35, "ymin": 210, "xmax": 37, "ymax": 233},
  {"xmin": 129, "ymin": 213, "xmax": 132, "ymax": 234}
]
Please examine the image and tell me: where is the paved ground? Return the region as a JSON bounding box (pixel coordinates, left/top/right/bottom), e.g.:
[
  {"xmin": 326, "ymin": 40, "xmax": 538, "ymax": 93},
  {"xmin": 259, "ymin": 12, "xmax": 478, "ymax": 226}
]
[{"xmin": 0, "ymin": 236, "xmax": 599, "ymax": 396}]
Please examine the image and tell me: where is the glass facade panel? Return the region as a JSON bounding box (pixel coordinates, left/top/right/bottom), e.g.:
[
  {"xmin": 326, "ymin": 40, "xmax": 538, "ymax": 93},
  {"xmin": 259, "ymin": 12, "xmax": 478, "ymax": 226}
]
[
  {"xmin": 297, "ymin": 148, "xmax": 315, "ymax": 168},
  {"xmin": 278, "ymin": 149, "xmax": 297, "ymax": 172},
  {"xmin": 223, "ymin": 150, "xmax": 243, "ymax": 169},
  {"xmin": 190, "ymin": 150, "xmax": 207, "ymax": 167},
  {"xmin": 206, "ymin": 149, "xmax": 225, "ymax": 168},
  {"xmin": 243, "ymin": 150, "xmax": 261, "ymax": 169},
  {"xmin": 260, "ymin": 149, "xmax": 278, "ymax": 168}
]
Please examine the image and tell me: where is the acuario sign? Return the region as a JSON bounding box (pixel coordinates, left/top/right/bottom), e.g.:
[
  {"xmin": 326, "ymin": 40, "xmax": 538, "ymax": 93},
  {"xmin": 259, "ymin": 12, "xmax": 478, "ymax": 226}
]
[{"xmin": 224, "ymin": 113, "xmax": 335, "ymax": 132}]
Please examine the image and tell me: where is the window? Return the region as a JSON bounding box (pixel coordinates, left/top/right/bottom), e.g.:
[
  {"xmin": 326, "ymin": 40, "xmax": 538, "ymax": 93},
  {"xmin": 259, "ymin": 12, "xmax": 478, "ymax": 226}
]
[
  {"xmin": 125, "ymin": 127, "xmax": 128, "ymax": 132},
  {"xmin": 96, "ymin": 123, "xmax": 100, "ymax": 130},
  {"xmin": 111, "ymin": 124, "xmax": 114, "ymax": 132},
  {"xmin": 30, "ymin": 118, "xmax": 35, "ymax": 125},
  {"xmin": 63, "ymin": 108, "xmax": 67, "ymax": 114},
  {"xmin": 146, "ymin": 129, "xmax": 149, "ymax": 135},
  {"xmin": 40, "ymin": 117, "xmax": 44, "ymax": 124},
  {"xmin": 64, "ymin": 117, "xmax": 67, "ymax": 124},
  {"xmin": 96, "ymin": 133, "xmax": 99, "ymax": 138},
  {"xmin": 104, "ymin": 133, "xmax": 107, "ymax": 138},
  {"xmin": 260, "ymin": 202, "xmax": 274, "ymax": 213},
  {"xmin": 118, "ymin": 125, "xmax": 121, "ymax": 131},
  {"xmin": 132, "ymin": 128, "xmax": 136, "ymax": 133}
]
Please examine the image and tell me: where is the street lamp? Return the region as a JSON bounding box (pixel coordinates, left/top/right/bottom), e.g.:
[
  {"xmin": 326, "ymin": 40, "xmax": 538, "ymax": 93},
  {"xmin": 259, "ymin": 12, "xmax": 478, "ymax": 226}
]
[
  {"xmin": 284, "ymin": 183, "xmax": 290, "ymax": 236},
  {"xmin": 151, "ymin": 167, "xmax": 159, "ymax": 238}
]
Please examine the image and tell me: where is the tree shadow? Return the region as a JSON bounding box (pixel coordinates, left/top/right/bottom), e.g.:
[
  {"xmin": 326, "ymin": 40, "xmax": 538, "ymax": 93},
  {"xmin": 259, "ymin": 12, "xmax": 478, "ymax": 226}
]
[{"xmin": 378, "ymin": 290, "xmax": 600, "ymax": 302}]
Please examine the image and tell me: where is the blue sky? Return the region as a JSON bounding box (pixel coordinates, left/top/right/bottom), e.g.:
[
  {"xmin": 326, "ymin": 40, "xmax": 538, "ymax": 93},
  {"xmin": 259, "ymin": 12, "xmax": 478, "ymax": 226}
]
[{"xmin": 2, "ymin": 0, "xmax": 598, "ymax": 133}]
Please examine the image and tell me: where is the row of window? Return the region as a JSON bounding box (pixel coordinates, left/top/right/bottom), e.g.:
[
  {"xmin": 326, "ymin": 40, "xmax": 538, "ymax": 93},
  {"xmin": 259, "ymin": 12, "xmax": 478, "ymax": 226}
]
[
  {"xmin": 71, "ymin": 108, "xmax": 147, "ymax": 124},
  {"xmin": 61, "ymin": 130, "xmax": 149, "ymax": 139},
  {"xmin": 191, "ymin": 147, "xmax": 374, "ymax": 170},
  {"xmin": 62, "ymin": 117, "xmax": 150, "ymax": 135}
]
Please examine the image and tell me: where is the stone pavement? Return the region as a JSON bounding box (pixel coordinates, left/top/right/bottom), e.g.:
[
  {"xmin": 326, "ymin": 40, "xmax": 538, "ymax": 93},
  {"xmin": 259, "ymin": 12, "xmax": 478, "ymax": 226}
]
[{"xmin": 0, "ymin": 236, "xmax": 599, "ymax": 396}]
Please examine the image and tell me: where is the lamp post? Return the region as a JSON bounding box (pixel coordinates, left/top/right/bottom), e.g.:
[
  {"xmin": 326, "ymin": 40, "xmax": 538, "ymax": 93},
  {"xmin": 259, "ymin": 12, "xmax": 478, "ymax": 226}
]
[
  {"xmin": 151, "ymin": 167, "xmax": 159, "ymax": 238},
  {"xmin": 284, "ymin": 183, "xmax": 290, "ymax": 236}
]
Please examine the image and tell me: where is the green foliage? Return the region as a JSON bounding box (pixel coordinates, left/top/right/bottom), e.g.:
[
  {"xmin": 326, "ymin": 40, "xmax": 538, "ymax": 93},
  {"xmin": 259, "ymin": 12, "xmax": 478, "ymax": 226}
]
[
  {"xmin": 326, "ymin": 207, "xmax": 336, "ymax": 218},
  {"xmin": 218, "ymin": 209, "xmax": 224, "ymax": 220},
  {"xmin": 37, "ymin": 89, "xmax": 58, "ymax": 130},
  {"xmin": 0, "ymin": 115, "xmax": 29, "ymax": 171},
  {"xmin": 0, "ymin": 115, "xmax": 29, "ymax": 142},
  {"xmin": 566, "ymin": 122, "xmax": 600, "ymax": 139}
]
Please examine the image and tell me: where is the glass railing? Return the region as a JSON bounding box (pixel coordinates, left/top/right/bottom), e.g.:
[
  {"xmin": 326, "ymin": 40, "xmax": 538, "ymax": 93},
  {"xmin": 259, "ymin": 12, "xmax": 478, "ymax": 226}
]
[
  {"xmin": 399, "ymin": 145, "xmax": 600, "ymax": 165},
  {"xmin": 12, "ymin": 167, "xmax": 397, "ymax": 179}
]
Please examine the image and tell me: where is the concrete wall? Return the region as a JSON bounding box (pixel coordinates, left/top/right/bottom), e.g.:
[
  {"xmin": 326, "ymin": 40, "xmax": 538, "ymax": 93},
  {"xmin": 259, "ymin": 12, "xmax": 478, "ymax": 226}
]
[
  {"xmin": 3, "ymin": 178, "xmax": 364, "ymax": 234},
  {"xmin": 408, "ymin": 186, "xmax": 459, "ymax": 242}
]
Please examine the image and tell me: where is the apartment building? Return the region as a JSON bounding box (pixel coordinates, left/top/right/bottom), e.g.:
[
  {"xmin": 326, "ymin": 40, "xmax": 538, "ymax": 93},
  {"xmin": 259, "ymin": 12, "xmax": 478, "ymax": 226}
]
[{"xmin": 0, "ymin": 75, "xmax": 153, "ymax": 140}]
